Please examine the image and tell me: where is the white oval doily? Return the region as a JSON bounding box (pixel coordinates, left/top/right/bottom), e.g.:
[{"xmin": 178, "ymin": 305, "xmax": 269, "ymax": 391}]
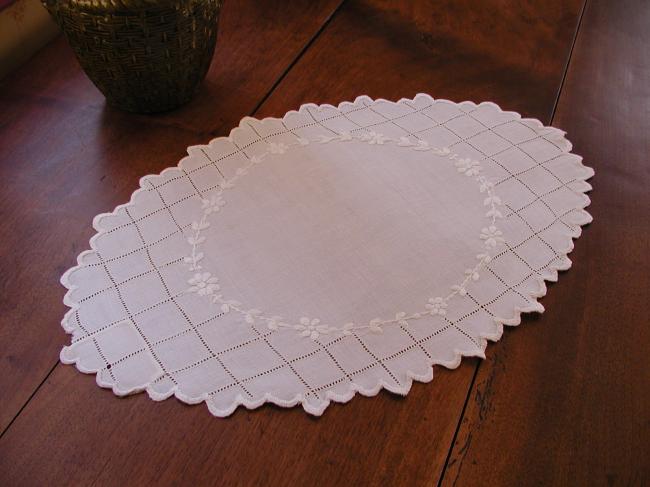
[{"xmin": 60, "ymin": 94, "xmax": 593, "ymax": 416}]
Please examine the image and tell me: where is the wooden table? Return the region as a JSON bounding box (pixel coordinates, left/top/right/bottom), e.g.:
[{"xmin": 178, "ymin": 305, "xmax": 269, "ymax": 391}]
[{"xmin": 0, "ymin": 1, "xmax": 648, "ymax": 485}]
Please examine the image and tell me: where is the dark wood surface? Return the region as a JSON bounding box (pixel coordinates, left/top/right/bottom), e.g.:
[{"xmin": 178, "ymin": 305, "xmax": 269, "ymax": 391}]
[
  {"xmin": 0, "ymin": 0, "xmax": 343, "ymax": 432},
  {"xmin": 0, "ymin": 0, "xmax": 647, "ymax": 485},
  {"xmin": 442, "ymin": 1, "xmax": 650, "ymax": 485}
]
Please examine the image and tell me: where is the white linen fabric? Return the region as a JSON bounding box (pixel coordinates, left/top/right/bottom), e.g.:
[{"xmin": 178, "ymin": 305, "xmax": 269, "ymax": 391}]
[{"xmin": 60, "ymin": 95, "xmax": 593, "ymax": 416}]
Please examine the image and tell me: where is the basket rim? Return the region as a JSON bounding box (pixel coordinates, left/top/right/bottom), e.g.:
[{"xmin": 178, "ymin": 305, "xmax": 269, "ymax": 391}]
[{"xmin": 43, "ymin": 0, "xmax": 219, "ymax": 13}]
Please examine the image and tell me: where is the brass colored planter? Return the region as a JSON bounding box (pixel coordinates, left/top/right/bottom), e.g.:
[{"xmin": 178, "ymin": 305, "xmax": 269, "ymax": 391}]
[{"xmin": 43, "ymin": 0, "xmax": 223, "ymax": 113}]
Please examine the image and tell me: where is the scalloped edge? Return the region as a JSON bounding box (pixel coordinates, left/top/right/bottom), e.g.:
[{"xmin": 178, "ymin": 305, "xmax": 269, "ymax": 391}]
[{"xmin": 60, "ymin": 94, "xmax": 594, "ymax": 417}]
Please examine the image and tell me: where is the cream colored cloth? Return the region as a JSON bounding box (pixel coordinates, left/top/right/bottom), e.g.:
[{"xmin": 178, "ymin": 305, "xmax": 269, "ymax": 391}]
[{"xmin": 61, "ymin": 95, "xmax": 593, "ymax": 416}]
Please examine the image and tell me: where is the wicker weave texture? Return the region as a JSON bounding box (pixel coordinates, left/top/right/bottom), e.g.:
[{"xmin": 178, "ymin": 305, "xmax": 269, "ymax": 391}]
[{"xmin": 44, "ymin": 0, "xmax": 222, "ymax": 113}]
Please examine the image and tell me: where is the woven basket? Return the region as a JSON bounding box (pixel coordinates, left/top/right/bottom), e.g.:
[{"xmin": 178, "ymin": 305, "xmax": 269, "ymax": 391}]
[{"xmin": 43, "ymin": 0, "xmax": 223, "ymax": 113}]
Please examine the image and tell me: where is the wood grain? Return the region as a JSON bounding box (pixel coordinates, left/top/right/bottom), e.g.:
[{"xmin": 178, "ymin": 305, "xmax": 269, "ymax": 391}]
[
  {"xmin": 0, "ymin": 1, "xmax": 588, "ymax": 486},
  {"xmin": 0, "ymin": 0, "xmax": 343, "ymax": 433},
  {"xmin": 441, "ymin": 1, "xmax": 650, "ymax": 485},
  {"xmin": 256, "ymin": 0, "xmax": 583, "ymax": 122}
]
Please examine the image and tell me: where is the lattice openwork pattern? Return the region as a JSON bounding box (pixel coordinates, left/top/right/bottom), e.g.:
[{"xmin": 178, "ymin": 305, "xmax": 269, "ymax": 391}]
[{"xmin": 60, "ymin": 95, "xmax": 593, "ymax": 416}]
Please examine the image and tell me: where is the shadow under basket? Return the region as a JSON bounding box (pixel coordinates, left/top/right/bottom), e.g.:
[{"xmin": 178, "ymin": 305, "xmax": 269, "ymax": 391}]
[{"xmin": 43, "ymin": 0, "xmax": 223, "ymax": 113}]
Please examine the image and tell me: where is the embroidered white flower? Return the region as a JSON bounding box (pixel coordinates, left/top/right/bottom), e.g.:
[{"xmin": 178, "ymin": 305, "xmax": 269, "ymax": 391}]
[
  {"xmin": 413, "ymin": 140, "xmax": 432, "ymax": 151},
  {"xmin": 465, "ymin": 268, "xmax": 480, "ymax": 281},
  {"xmin": 191, "ymin": 220, "xmax": 210, "ymax": 231},
  {"xmin": 455, "ymin": 158, "xmax": 481, "ymax": 176},
  {"xmin": 267, "ymin": 316, "xmax": 285, "ymax": 331},
  {"xmin": 485, "ymin": 207, "xmax": 503, "ymax": 219},
  {"xmin": 479, "ymin": 180, "xmax": 495, "ymax": 193},
  {"xmin": 201, "ymin": 195, "xmax": 225, "ymax": 215},
  {"xmin": 295, "ymin": 317, "xmax": 330, "ymax": 339},
  {"xmin": 342, "ymin": 322, "xmax": 355, "ymax": 336},
  {"xmin": 219, "ymin": 299, "xmax": 241, "ymax": 313},
  {"xmin": 186, "ymin": 234, "xmax": 206, "ymax": 246},
  {"xmin": 368, "ymin": 318, "xmax": 383, "ymax": 334},
  {"xmin": 296, "ymin": 137, "xmax": 310, "ymax": 146},
  {"xmin": 395, "ymin": 311, "xmax": 409, "ymax": 327},
  {"xmin": 188, "ymin": 272, "xmax": 219, "ymax": 296},
  {"xmin": 361, "ymin": 131, "xmax": 388, "ymax": 145},
  {"xmin": 244, "ymin": 308, "xmax": 261, "ymax": 324},
  {"xmin": 451, "ymin": 284, "xmax": 467, "ymax": 296},
  {"xmin": 480, "ymin": 225, "xmax": 504, "ymax": 248},
  {"xmin": 184, "ymin": 252, "xmax": 204, "ymax": 268},
  {"xmin": 483, "ymin": 195, "xmax": 502, "ymax": 206},
  {"xmin": 338, "ymin": 132, "xmax": 353, "ymax": 141},
  {"xmin": 426, "ymin": 297, "xmax": 448, "ymax": 316},
  {"xmin": 268, "ymin": 142, "xmax": 289, "ymax": 154}
]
